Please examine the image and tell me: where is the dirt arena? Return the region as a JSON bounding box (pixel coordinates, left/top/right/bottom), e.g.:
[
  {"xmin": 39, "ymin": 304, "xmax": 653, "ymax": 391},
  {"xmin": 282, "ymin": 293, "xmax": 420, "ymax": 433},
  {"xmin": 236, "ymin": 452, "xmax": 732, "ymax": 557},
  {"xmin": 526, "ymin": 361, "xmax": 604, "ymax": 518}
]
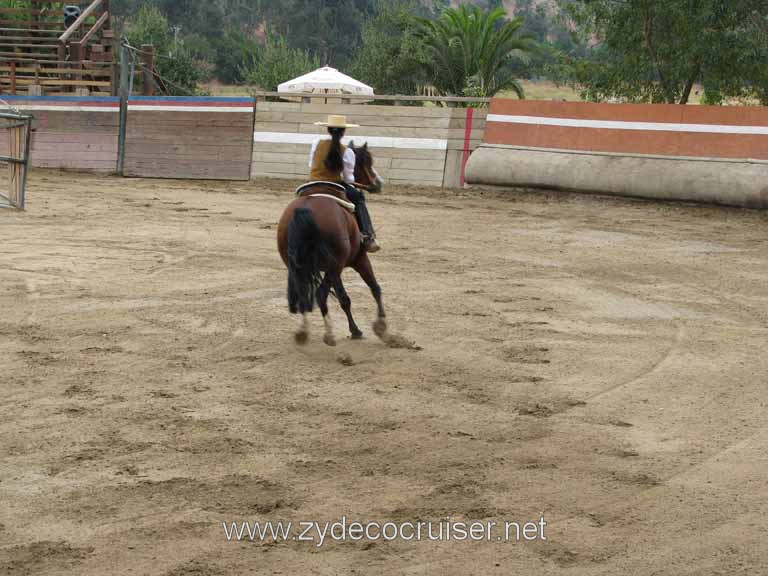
[{"xmin": 2, "ymin": 170, "xmax": 767, "ymax": 575}]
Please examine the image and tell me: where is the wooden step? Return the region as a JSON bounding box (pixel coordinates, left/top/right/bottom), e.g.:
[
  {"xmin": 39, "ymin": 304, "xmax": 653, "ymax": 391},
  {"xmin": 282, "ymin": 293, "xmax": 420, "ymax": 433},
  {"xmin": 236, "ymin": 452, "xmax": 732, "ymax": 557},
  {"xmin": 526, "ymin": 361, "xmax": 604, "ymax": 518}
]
[
  {"xmin": 0, "ymin": 64, "xmax": 112, "ymax": 77},
  {"xmin": 0, "ymin": 50, "xmax": 58, "ymax": 59},
  {"xmin": 0, "ymin": 76, "xmax": 111, "ymax": 87},
  {"xmin": 0, "ymin": 21, "xmax": 66, "ymax": 29},
  {"xmin": 0, "ymin": 8, "xmax": 66, "ymax": 16},
  {"xmin": 0, "ymin": 43, "xmax": 58, "ymax": 49},
  {"xmin": 0, "ymin": 27, "xmax": 62, "ymax": 35},
  {"xmin": 0, "ymin": 36, "xmax": 64, "ymax": 43}
]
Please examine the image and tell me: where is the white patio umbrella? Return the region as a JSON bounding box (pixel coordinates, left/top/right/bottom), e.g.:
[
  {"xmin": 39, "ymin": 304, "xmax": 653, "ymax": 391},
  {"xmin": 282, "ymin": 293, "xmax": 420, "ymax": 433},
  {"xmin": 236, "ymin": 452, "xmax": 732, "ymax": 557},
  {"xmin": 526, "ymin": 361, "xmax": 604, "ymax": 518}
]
[{"xmin": 277, "ymin": 66, "xmax": 374, "ymax": 100}]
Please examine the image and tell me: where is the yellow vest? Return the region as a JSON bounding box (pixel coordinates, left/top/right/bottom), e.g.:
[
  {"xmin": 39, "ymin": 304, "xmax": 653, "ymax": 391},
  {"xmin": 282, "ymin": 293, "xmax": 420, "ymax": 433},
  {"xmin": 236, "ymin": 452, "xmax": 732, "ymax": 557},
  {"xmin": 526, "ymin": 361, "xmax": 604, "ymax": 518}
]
[{"xmin": 310, "ymin": 140, "xmax": 346, "ymax": 183}]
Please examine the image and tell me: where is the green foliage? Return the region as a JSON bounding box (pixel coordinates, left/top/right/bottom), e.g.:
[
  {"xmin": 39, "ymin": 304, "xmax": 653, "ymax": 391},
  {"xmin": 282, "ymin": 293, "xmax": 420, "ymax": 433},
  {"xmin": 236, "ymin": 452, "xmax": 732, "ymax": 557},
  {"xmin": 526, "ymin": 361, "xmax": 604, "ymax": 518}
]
[
  {"xmin": 214, "ymin": 30, "xmax": 260, "ymax": 85},
  {"xmin": 242, "ymin": 0, "xmax": 377, "ymax": 68},
  {"xmin": 560, "ymin": 0, "xmax": 768, "ymax": 104},
  {"xmin": 242, "ymin": 31, "xmax": 319, "ymax": 92},
  {"xmin": 126, "ymin": 6, "xmax": 206, "ymax": 95},
  {"xmin": 414, "ymin": 5, "xmax": 534, "ymax": 98},
  {"xmin": 349, "ymin": 0, "xmax": 431, "ymax": 95}
]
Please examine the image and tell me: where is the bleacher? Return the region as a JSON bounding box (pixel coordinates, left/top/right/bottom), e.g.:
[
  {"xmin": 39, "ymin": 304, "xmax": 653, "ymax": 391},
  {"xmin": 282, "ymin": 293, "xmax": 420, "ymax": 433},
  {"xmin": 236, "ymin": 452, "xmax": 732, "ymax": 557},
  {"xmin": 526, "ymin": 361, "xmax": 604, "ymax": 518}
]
[{"xmin": 0, "ymin": 0, "xmax": 115, "ymax": 96}]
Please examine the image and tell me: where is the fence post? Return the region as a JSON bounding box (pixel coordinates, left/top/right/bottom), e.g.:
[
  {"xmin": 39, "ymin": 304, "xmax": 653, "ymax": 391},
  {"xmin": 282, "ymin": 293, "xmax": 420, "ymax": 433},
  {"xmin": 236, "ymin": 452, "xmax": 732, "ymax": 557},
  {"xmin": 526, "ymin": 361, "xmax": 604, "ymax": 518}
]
[
  {"xmin": 140, "ymin": 45, "xmax": 155, "ymax": 96},
  {"xmin": 116, "ymin": 42, "xmax": 129, "ymax": 175}
]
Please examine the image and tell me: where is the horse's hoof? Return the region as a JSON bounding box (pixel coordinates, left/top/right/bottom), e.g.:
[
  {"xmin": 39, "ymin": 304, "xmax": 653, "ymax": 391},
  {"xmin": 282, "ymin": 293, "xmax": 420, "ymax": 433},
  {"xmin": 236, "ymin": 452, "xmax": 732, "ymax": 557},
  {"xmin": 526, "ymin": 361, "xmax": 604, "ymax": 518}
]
[
  {"xmin": 323, "ymin": 334, "xmax": 337, "ymax": 347},
  {"xmin": 373, "ymin": 318, "xmax": 388, "ymax": 339},
  {"xmin": 351, "ymin": 331, "xmax": 364, "ymax": 340},
  {"xmin": 294, "ymin": 331, "xmax": 309, "ymax": 345}
]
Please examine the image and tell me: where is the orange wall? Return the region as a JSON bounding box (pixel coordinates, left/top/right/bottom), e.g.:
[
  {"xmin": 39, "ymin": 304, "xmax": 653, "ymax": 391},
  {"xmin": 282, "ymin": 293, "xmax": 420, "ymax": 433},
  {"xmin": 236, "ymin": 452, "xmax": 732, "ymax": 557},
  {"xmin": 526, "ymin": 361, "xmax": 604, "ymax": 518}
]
[{"xmin": 485, "ymin": 100, "xmax": 768, "ymax": 160}]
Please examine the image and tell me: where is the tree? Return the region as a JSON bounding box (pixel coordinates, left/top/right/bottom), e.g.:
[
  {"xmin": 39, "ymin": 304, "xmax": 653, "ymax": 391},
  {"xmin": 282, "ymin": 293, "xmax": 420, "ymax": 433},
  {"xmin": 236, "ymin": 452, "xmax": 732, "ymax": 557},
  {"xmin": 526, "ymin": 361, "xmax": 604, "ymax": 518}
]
[
  {"xmin": 414, "ymin": 5, "xmax": 534, "ymax": 98},
  {"xmin": 561, "ymin": 0, "xmax": 768, "ymax": 105},
  {"xmin": 256, "ymin": 0, "xmax": 377, "ymax": 68},
  {"xmin": 349, "ymin": 0, "xmax": 431, "ymax": 95},
  {"xmin": 126, "ymin": 6, "xmax": 207, "ymax": 95},
  {"xmin": 212, "ymin": 29, "xmax": 261, "ymax": 85},
  {"xmin": 242, "ymin": 31, "xmax": 319, "ymax": 92}
]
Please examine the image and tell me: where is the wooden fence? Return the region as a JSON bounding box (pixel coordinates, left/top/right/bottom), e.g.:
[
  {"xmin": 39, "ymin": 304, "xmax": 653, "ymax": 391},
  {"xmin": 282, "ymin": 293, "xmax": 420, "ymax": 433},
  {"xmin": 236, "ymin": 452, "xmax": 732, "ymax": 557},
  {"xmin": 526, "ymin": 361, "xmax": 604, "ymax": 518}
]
[
  {"xmin": 0, "ymin": 96, "xmax": 119, "ymax": 172},
  {"xmin": 0, "ymin": 94, "xmax": 489, "ymax": 185},
  {"xmin": 123, "ymin": 97, "xmax": 254, "ymax": 180},
  {"xmin": 252, "ymin": 94, "xmax": 487, "ymax": 187}
]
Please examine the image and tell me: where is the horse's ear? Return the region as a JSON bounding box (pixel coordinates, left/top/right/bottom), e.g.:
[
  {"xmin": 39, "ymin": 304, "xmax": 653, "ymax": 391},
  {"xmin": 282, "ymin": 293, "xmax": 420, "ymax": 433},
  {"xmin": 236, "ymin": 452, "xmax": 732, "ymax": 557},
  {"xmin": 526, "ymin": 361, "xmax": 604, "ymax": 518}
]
[
  {"xmin": 349, "ymin": 140, "xmax": 355, "ymax": 149},
  {"xmin": 362, "ymin": 143, "xmax": 368, "ymax": 150}
]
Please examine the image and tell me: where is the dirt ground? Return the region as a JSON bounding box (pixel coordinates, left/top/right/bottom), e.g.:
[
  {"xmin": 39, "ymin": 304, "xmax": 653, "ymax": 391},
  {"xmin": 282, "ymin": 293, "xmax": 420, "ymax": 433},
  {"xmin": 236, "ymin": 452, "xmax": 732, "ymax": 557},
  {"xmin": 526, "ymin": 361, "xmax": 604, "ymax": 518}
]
[{"xmin": 1, "ymin": 170, "xmax": 767, "ymax": 575}]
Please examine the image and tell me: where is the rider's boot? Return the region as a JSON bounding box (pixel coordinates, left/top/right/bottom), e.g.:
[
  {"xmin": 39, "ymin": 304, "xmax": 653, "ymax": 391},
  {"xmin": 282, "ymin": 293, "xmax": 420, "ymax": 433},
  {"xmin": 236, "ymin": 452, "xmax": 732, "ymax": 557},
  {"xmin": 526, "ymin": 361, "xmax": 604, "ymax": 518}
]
[{"xmin": 345, "ymin": 186, "xmax": 381, "ymax": 253}]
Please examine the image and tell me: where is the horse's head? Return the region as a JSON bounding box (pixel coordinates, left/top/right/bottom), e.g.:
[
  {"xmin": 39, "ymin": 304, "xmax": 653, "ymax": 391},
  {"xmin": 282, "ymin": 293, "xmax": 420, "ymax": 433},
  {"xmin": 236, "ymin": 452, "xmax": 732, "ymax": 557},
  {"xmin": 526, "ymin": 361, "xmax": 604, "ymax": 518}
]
[{"xmin": 349, "ymin": 141, "xmax": 383, "ymax": 194}]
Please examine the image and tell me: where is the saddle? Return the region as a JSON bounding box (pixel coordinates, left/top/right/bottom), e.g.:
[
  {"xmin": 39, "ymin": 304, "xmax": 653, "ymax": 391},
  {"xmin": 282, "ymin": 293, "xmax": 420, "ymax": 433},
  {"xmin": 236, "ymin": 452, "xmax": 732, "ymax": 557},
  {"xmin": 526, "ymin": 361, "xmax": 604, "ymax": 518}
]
[{"xmin": 295, "ymin": 181, "xmax": 355, "ymax": 212}]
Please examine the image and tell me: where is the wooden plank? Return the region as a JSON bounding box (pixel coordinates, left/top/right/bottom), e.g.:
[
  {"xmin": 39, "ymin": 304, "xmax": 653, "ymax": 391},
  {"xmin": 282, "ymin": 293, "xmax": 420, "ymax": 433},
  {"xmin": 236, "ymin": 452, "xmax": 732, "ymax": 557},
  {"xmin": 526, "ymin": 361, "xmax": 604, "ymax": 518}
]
[
  {"xmin": 252, "ymin": 151, "xmax": 309, "ymax": 164},
  {"xmin": 0, "ymin": 27, "xmax": 62, "ymax": 34},
  {"xmin": 252, "ymin": 142, "xmax": 311, "ymax": 154},
  {"xmin": 255, "ymin": 110, "xmax": 453, "ymax": 129},
  {"xmin": 390, "ymin": 158, "xmax": 446, "ymax": 170},
  {"xmin": 299, "ymin": 102, "xmax": 456, "ymax": 118},
  {"xmin": 258, "ymin": 91, "xmax": 490, "ymax": 105},
  {"xmin": 0, "ymin": 77, "xmax": 111, "ymax": 87},
  {"xmin": 0, "ymin": 51, "xmax": 57, "ymax": 59},
  {"xmin": 0, "ymin": 43, "xmax": 58, "ymax": 49},
  {"xmin": 0, "ymin": 65, "xmax": 112, "ymax": 76}
]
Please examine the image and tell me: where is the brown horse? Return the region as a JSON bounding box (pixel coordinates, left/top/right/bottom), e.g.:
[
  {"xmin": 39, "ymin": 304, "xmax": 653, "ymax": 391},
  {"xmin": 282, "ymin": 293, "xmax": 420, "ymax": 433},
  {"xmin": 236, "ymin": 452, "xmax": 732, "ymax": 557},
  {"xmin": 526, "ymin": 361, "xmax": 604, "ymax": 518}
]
[{"xmin": 276, "ymin": 143, "xmax": 386, "ymax": 346}]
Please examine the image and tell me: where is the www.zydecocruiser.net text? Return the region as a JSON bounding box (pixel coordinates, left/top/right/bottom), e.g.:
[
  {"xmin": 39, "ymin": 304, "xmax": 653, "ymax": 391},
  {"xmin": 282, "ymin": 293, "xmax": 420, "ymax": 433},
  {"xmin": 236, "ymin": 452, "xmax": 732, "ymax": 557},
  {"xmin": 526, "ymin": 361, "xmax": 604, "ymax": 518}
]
[{"xmin": 223, "ymin": 516, "xmax": 547, "ymax": 547}]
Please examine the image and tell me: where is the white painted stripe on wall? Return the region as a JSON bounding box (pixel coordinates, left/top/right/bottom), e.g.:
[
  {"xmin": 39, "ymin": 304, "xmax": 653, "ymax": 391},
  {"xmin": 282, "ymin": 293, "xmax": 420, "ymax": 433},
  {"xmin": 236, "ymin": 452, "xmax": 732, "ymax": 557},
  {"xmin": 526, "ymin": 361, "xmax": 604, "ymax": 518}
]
[
  {"xmin": 128, "ymin": 105, "xmax": 251, "ymax": 112},
  {"xmin": 253, "ymin": 131, "xmax": 448, "ymax": 150},
  {"xmin": 1, "ymin": 105, "xmax": 118, "ymax": 112},
  {"xmin": 487, "ymin": 114, "xmax": 768, "ymax": 135}
]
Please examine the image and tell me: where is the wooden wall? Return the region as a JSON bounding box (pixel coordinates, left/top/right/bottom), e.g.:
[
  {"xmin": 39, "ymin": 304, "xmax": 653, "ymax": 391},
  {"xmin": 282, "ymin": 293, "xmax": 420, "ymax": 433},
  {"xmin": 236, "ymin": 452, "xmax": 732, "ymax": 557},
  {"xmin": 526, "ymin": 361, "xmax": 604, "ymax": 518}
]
[
  {"xmin": 485, "ymin": 99, "xmax": 768, "ymax": 160},
  {"xmin": 0, "ymin": 96, "xmax": 119, "ymax": 172},
  {"xmin": 124, "ymin": 97, "xmax": 254, "ymax": 181},
  {"xmin": 252, "ymin": 101, "xmax": 487, "ymax": 187},
  {"xmin": 0, "ymin": 96, "xmax": 488, "ymax": 186}
]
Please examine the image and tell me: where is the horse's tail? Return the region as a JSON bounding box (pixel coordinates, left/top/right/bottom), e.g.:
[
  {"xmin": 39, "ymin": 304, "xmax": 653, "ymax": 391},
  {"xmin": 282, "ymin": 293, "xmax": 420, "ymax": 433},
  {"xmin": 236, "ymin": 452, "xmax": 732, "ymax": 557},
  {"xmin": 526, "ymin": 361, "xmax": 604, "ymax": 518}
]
[{"xmin": 286, "ymin": 207, "xmax": 334, "ymax": 314}]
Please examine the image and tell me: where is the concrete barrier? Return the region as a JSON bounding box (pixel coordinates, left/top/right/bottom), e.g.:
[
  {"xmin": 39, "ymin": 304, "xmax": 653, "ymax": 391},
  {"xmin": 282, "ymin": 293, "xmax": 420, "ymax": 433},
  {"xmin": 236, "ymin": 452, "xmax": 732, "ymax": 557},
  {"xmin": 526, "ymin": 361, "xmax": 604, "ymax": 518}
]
[{"xmin": 466, "ymin": 100, "xmax": 768, "ymax": 209}]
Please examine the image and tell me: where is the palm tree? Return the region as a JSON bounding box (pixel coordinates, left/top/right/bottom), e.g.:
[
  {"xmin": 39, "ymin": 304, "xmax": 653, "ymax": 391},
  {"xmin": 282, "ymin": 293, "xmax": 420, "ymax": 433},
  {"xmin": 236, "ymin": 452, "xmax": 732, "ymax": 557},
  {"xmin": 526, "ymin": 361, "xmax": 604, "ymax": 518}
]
[{"xmin": 415, "ymin": 5, "xmax": 533, "ymax": 99}]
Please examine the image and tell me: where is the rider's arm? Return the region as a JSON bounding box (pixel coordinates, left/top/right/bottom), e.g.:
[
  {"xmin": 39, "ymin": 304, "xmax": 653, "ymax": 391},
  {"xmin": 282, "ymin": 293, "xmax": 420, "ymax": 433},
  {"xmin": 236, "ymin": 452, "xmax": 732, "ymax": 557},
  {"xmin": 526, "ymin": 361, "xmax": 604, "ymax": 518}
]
[{"xmin": 342, "ymin": 147, "xmax": 356, "ymax": 185}]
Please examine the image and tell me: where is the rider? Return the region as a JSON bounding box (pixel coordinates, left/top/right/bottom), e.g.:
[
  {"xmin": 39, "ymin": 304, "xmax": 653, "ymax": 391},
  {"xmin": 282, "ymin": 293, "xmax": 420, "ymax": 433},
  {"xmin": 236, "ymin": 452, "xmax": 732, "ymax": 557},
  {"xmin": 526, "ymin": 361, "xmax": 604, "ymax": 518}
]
[{"xmin": 308, "ymin": 115, "xmax": 380, "ymax": 253}]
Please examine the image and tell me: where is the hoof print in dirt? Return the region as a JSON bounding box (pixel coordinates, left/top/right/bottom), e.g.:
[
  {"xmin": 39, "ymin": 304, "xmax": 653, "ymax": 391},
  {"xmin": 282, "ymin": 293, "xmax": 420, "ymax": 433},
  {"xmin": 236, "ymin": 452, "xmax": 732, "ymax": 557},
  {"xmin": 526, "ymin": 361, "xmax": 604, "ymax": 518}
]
[
  {"xmin": 383, "ymin": 333, "xmax": 422, "ymax": 350},
  {"xmin": 518, "ymin": 403, "xmax": 555, "ymax": 418}
]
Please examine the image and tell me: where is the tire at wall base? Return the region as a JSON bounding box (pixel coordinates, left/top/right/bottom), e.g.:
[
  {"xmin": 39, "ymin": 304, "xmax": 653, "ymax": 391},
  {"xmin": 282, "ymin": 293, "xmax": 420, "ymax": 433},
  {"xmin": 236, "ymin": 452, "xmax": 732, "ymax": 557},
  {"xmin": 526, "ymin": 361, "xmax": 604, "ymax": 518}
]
[{"xmin": 465, "ymin": 146, "xmax": 768, "ymax": 210}]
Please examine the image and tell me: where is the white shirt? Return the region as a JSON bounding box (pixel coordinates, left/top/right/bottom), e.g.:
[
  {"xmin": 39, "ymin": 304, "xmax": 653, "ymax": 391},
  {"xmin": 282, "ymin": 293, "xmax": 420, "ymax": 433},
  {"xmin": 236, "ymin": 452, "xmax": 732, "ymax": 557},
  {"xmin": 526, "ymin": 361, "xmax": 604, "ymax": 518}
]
[{"xmin": 309, "ymin": 137, "xmax": 356, "ymax": 184}]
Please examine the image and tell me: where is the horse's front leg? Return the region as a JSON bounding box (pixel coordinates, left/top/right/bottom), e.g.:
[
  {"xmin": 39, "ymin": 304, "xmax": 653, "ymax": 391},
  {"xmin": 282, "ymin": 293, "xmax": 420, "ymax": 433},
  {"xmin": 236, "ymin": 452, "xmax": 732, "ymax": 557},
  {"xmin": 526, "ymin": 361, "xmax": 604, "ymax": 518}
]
[
  {"xmin": 353, "ymin": 253, "xmax": 387, "ymax": 339},
  {"xmin": 331, "ymin": 274, "xmax": 364, "ymax": 340}
]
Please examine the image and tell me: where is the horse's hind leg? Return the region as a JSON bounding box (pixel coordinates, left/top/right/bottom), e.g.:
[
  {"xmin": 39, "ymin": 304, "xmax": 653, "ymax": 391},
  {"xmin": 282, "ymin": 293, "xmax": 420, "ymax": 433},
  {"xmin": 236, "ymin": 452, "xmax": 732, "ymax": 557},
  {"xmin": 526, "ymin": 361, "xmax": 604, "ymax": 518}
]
[
  {"xmin": 331, "ymin": 275, "xmax": 363, "ymax": 340},
  {"xmin": 317, "ymin": 275, "xmax": 336, "ymax": 347},
  {"xmin": 353, "ymin": 253, "xmax": 387, "ymax": 339}
]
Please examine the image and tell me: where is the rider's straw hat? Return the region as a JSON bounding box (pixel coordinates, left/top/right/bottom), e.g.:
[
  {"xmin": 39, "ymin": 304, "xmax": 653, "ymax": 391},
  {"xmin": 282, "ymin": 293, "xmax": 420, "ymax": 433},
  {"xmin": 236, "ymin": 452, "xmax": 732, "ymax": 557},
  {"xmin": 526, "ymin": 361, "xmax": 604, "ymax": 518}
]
[{"xmin": 314, "ymin": 114, "xmax": 359, "ymax": 128}]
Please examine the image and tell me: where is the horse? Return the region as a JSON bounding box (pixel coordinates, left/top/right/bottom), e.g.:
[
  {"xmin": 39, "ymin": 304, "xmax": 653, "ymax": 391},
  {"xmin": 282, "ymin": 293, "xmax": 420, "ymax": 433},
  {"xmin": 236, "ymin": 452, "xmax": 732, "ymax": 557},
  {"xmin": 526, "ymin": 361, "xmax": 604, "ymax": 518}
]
[{"xmin": 276, "ymin": 143, "xmax": 386, "ymax": 346}]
